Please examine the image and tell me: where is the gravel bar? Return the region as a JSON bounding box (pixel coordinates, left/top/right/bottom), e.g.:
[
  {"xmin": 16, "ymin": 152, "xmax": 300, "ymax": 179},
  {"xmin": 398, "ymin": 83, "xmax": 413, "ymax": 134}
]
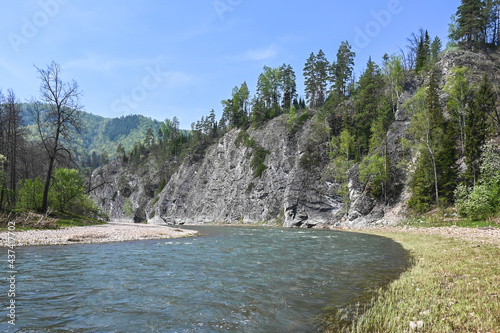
[
  {"xmin": 340, "ymin": 226, "xmax": 500, "ymax": 247},
  {"xmin": 0, "ymin": 222, "xmax": 198, "ymax": 247}
]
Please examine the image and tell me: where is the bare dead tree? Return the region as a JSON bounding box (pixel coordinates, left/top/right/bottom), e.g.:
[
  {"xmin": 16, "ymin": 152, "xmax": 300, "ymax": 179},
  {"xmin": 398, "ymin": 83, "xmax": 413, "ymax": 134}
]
[
  {"xmin": 4, "ymin": 89, "xmax": 25, "ymax": 207},
  {"xmin": 30, "ymin": 62, "xmax": 84, "ymax": 212}
]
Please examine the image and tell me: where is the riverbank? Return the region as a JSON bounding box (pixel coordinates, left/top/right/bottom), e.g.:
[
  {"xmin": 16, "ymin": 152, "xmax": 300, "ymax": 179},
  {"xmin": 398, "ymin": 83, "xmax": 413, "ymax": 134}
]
[
  {"xmin": 0, "ymin": 221, "xmax": 198, "ymax": 247},
  {"xmin": 320, "ymin": 226, "xmax": 500, "ymax": 332}
]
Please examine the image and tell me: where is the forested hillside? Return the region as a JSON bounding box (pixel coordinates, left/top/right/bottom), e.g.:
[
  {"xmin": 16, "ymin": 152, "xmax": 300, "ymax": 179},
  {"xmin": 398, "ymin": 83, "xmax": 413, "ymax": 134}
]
[{"xmin": 21, "ymin": 108, "xmax": 164, "ymax": 164}]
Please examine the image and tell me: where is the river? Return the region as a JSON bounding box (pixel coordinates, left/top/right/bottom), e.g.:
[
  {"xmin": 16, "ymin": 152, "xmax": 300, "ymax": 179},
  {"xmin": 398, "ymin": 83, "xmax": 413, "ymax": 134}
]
[{"xmin": 3, "ymin": 226, "xmax": 408, "ymax": 332}]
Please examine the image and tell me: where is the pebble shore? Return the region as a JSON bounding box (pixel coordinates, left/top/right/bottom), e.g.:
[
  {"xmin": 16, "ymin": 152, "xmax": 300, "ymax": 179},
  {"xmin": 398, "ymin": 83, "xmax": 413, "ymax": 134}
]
[
  {"xmin": 0, "ymin": 222, "xmax": 198, "ymax": 247},
  {"xmin": 340, "ymin": 225, "xmax": 500, "ymax": 247}
]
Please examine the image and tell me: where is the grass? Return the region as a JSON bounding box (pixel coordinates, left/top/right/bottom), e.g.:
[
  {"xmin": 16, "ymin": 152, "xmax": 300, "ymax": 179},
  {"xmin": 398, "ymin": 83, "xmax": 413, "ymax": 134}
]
[
  {"xmin": 317, "ymin": 229, "xmax": 500, "ymax": 332},
  {"xmin": 0, "ymin": 210, "xmax": 106, "ymax": 230},
  {"xmin": 405, "ymin": 209, "xmax": 500, "ymax": 229},
  {"xmin": 53, "ymin": 212, "xmax": 106, "ymax": 228}
]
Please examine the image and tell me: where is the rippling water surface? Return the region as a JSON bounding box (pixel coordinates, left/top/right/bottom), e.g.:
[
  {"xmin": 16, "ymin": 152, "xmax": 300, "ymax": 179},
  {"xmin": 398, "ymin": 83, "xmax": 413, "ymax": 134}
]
[{"xmin": 4, "ymin": 226, "xmax": 408, "ymax": 332}]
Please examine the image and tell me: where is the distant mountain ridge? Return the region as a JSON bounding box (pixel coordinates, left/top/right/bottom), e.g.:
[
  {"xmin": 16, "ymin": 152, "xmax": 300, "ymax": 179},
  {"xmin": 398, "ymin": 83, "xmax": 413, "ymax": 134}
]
[
  {"xmin": 21, "ymin": 105, "xmax": 164, "ymax": 159},
  {"xmin": 79, "ymin": 112, "xmax": 163, "ymax": 158}
]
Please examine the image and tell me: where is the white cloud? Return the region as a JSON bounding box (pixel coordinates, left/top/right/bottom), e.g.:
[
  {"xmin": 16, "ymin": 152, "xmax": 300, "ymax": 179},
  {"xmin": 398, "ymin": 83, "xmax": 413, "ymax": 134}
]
[{"xmin": 241, "ymin": 46, "xmax": 277, "ymax": 61}]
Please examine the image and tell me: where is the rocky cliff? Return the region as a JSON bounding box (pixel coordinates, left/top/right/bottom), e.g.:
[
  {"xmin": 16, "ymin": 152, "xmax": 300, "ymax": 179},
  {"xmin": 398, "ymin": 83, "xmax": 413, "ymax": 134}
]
[{"xmin": 92, "ymin": 113, "xmax": 344, "ymax": 227}]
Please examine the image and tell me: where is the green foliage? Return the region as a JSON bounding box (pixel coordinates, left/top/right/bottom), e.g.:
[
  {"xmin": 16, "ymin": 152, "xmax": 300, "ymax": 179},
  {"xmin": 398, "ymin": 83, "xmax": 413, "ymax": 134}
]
[
  {"xmin": 359, "ymin": 152, "xmax": 387, "ymax": 199},
  {"xmin": 287, "ymin": 109, "xmax": 312, "ymax": 134},
  {"xmin": 415, "ymin": 30, "xmax": 431, "ymax": 74},
  {"xmin": 16, "ymin": 169, "xmax": 106, "ymax": 220},
  {"xmin": 49, "ymin": 168, "xmax": 85, "ymax": 212},
  {"xmin": 354, "ymin": 57, "xmax": 385, "ymax": 157},
  {"xmin": 299, "ymin": 152, "xmax": 322, "ymax": 171},
  {"xmin": 452, "ymin": 0, "xmax": 491, "ymax": 49},
  {"xmin": 304, "ymin": 50, "xmax": 330, "ymax": 107},
  {"xmin": 331, "ymin": 41, "xmax": 356, "ymax": 99},
  {"xmin": 408, "ymin": 151, "xmax": 435, "ymax": 213},
  {"xmin": 79, "ymin": 113, "xmax": 163, "ymax": 160},
  {"xmin": 17, "ymin": 177, "xmax": 44, "ymax": 211},
  {"xmin": 383, "ymin": 54, "xmax": 404, "ymax": 104},
  {"xmin": 408, "ymin": 71, "xmax": 458, "ymax": 212},
  {"xmin": 445, "ymin": 66, "xmax": 472, "ymax": 155},
  {"xmin": 234, "ymin": 130, "xmax": 269, "ymax": 178},
  {"xmin": 455, "ymin": 183, "xmax": 499, "ymax": 220},
  {"xmin": 124, "ymin": 199, "xmax": 134, "ymax": 217},
  {"xmin": 456, "ymin": 143, "xmax": 500, "ymax": 220},
  {"xmin": 251, "ymin": 146, "xmax": 269, "ymax": 178},
  {"xmin": 222, "ymin": 82, "xmax": 250, "ymax": 129},
  {"xmin": 464, "ymin": 74, "xmax": 495, "ymax": 185},
  {"xmin": 324, "ymin": 129, "xmax": 355, "ymax": 208}
]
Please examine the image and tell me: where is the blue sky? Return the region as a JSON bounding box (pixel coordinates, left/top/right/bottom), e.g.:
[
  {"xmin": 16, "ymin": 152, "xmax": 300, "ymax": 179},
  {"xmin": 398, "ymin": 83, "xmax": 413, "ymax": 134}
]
[{"xmin": 1, "ymin": 0, "xmax": 460, "ymax": 129}]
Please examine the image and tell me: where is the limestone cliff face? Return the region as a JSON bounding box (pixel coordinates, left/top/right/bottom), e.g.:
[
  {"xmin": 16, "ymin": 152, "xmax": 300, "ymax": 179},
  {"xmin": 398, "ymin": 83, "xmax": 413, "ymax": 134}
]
[
  {"xmin": 152, "ymin": 115, "xmax": 343, "ymax": 227},
  {"xmin": 92, "ymin": 114, "xmax": 344, "ymax": 227}
]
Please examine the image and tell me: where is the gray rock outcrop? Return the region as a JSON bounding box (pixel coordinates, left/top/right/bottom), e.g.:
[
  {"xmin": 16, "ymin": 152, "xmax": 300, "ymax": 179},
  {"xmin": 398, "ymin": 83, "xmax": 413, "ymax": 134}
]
[{"xmin": 92, "ymin": 114, "xmax": 345, "ymax": 227}]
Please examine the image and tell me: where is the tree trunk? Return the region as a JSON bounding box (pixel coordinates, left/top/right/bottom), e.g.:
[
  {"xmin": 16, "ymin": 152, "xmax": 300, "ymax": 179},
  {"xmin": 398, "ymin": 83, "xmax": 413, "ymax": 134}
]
[{"xmin": 41, "ymin": 156, "xmax": 55, "ymax": 213}]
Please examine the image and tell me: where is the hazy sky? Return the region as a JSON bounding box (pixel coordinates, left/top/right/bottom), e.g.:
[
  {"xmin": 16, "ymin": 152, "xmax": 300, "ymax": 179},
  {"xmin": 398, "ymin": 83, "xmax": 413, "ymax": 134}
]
[{"xmin": 1, "ymin": 0, "xmax": 459, "ymax": 128}]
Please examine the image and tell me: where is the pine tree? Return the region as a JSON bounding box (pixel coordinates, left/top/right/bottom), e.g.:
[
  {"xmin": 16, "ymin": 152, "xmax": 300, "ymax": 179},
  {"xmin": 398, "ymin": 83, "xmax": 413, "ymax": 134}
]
[
  {"xmin": 331, "ymin": 41, "xmax": 356, "ymax": 99},
  {"xmin": 408, "ymin": 71, "xmax": 449, "ymax": 211},
  {"xmin": 465, "ymin": 74, "xmax": 494, "ymax": 185},
  {"xmin": 354, "ymin": 57, "xmax": 384, "ymax": 158},
  {"xmin": 415, "ymin": 30, "xmax": 431, "ymax": 74},
  {"xmin": 455, "ymin": 0, "xmax": 486, "ymax": 48},
  {"xmin": 430, "ymin": 36, "xmax": 442, "ymax": 63},
  {"xmin": 304, "ymin": 52, "xmax": 318, "ymax": 107},
  {"xmin": 437, "ymin": 120, "xmax": 459, "ymax": 205},
  {"xmin": 315, "ymin": 50, "xmax": 329, "ymax": 106},
  {"xmin": 280, "ymin": 64, "xmax": 297, "ymax": 110}
]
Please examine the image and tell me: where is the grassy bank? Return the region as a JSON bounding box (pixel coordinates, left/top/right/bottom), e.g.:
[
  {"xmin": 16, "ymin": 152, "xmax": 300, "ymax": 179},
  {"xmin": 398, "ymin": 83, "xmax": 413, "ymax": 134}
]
[
  {"xmin": 318, "ymin": 229, "xmax": 500, "ymax": 332},
  {"xmin": 0, "ymin": 211, "xmax": 106, "ymax": 230}
]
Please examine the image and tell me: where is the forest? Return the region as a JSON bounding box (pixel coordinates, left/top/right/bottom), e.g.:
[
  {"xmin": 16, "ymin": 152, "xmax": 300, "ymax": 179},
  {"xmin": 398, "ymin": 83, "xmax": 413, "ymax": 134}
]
[{"xmin": 1, "ymin": 0, "xmax": 500, "ymax": 224}]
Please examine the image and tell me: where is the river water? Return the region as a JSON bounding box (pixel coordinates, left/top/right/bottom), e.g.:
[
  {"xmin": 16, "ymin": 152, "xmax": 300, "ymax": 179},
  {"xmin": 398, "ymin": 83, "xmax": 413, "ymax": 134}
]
[{"xmin": 3, "ymin": 226, "xmax": 408, "ymax": 332}]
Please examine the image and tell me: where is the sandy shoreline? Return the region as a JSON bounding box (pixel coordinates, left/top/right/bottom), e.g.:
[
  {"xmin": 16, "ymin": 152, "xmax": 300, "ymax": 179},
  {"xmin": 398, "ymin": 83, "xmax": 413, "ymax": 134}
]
[{"xmin": 0, "ymin": 222, "xmax": 198, "ymax": 247}]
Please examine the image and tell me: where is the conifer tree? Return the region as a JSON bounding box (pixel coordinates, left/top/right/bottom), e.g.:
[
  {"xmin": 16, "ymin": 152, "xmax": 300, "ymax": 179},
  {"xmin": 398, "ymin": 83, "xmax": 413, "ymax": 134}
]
[
  {"xmin": 331, "ymin": 41, "xmax": 355, "ymax": 99},
  {"xmin": 408, "ymin": 71, "xmax": 447, "ymax": 211},
  {"xmin": 354, "ymin": 57, "xmax": 384, "ymax": 158},
  {"xmin": 315, "ymin": 50, "xmax": 330, "ymax": 106},
  {"xmin": 303, "ymin": 52, "xmax": 318, "ymax": 107},
  {"xmin": 280, "ymin": 64, "xmax": 297, "ymax": 110},
  {"xmin": 415, "ymin": 30, "xmax": 431, "ymax": 74},
  {"xmin": 454, "ymin": 0, "xmax": 487, "ymax": 48},
  {"xmin": 465, "ymin": 74, "xmax": 495, "ymax": 185}
]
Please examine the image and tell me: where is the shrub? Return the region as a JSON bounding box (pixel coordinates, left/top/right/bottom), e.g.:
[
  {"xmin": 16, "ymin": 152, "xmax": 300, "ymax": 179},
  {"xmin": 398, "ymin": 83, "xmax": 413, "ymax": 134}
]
[
  {"xmin": 455, "ymin": 143, "xmax": 500, "ymax": 220},
  {"xmin": 17, "ymin": 177, "xmax": 44, "ymax": 211}
]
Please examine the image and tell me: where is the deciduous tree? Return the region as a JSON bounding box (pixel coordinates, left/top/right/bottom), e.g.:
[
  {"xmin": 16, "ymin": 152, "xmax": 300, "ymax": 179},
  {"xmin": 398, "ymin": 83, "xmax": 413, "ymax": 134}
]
[{"xmin": 30, "ymin": 62, "xmax": 84, "ymax": 213}]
